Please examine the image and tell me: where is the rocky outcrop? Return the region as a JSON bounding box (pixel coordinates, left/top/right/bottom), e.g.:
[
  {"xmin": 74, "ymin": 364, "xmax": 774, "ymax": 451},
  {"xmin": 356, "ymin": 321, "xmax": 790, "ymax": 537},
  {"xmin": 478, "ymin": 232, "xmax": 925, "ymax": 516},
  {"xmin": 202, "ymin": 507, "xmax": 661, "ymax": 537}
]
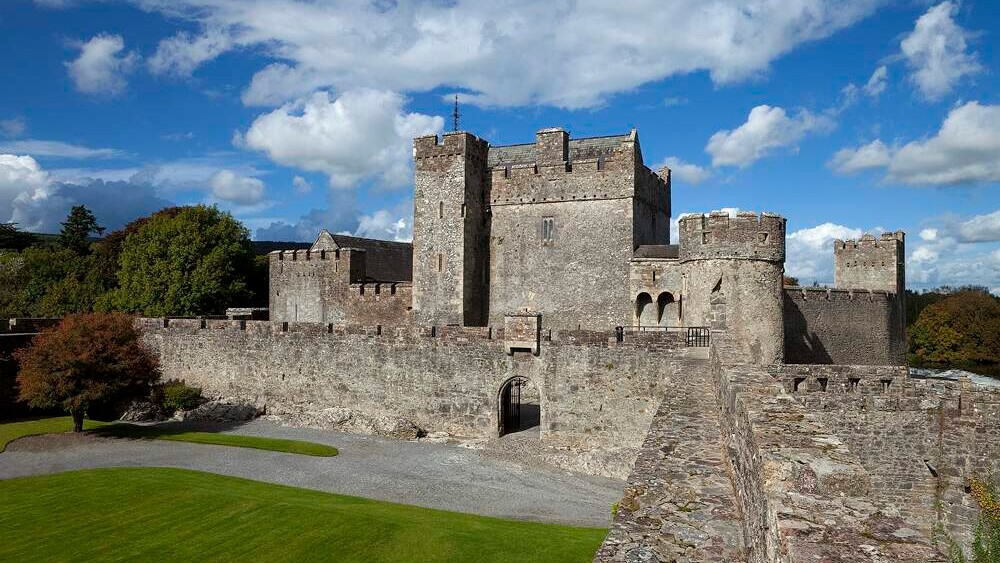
[
  {"xmin": 177, "ymin": 399, "xmax": 264, "ymax": 423},
  {"xmin": 119, "ymin": 401, "xmax": 168, "ymax": 422}
]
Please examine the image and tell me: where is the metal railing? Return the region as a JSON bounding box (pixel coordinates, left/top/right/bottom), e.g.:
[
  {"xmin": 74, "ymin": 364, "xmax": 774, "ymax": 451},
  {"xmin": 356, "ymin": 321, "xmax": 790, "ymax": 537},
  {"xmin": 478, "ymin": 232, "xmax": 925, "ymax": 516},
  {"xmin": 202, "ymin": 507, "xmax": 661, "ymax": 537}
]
[{"xmin": 614, "ymin": 326, "xmax": 710, "ymax": 347}]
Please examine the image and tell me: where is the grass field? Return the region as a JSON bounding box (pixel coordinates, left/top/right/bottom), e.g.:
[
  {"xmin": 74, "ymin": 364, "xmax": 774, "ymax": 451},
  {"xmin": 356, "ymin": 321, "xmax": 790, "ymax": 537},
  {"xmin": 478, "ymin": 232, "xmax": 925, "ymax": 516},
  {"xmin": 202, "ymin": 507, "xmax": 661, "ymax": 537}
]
[
  {"xmin": 0, "ymin": 417, "xmax": 337, "ymax": 456},
  {"xmin": 0, "ymin": 468, "xmax": 607, "ymax": 562},
  {"xmin": 0, "ymin": 417, "xmax": 109, "ymax": 452},
  {"xmin": 89, "ymin": 424, "xmax": 339, "ymax": 456}
]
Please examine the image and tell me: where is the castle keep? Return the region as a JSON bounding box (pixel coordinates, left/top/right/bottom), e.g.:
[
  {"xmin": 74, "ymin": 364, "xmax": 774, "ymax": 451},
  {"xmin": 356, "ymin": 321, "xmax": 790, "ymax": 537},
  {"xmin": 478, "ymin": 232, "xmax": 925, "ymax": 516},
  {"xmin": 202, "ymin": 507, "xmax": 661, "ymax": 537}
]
[
  {"xmin": 140, "ymin": 126, "xmax": 999, "ymax": 562},
  {"xmin": 267, "ymin": 127, "xmax": 906, "ymax": 365}
]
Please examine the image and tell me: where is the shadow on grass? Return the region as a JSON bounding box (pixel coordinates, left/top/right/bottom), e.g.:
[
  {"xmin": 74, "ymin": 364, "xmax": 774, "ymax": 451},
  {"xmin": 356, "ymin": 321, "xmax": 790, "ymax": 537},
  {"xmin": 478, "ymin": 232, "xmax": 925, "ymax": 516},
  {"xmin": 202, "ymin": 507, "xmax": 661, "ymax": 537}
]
[{"xmin": 88, "ymin": 422, "xmax": 339, "ymax": 457}]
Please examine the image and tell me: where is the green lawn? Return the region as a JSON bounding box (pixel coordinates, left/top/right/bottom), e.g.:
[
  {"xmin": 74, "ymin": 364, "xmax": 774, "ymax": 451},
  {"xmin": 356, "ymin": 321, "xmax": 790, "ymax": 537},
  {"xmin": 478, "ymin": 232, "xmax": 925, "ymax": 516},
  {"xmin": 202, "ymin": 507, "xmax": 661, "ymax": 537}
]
[
  {"xmin": 0, "ymin": 417, "xmax": 337, "ymax": 457},
  {"xmin": 89, "ymin": 424, "xmax": 339, "ymax": 457},
  {"xmin": 0, "ymin": 416, "xmax": 109, "ymax": 453},
  {"xmin": 0, "ymin": 468, "xmax": 607, "ymax": 562}
]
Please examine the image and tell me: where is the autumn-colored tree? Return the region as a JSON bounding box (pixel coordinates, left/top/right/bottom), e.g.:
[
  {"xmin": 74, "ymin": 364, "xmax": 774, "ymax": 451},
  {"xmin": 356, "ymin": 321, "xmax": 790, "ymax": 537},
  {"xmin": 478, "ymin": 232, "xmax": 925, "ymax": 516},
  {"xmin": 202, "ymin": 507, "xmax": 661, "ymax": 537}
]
[
  {"xmin": 15, "ymin": 312, "xmax": 161, "ymax": 431},
  {"xmin": 910, "ymin": 290, "xmax": 1000, "ymax": 368}
]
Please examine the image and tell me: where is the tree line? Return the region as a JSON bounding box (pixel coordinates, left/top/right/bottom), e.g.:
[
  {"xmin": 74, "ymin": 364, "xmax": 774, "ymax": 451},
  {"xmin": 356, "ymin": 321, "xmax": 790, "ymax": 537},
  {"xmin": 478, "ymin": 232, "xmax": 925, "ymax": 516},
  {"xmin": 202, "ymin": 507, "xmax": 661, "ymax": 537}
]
[{"xmin": 0, "ymin": 205, "xmax": 267, "ymax": 318}]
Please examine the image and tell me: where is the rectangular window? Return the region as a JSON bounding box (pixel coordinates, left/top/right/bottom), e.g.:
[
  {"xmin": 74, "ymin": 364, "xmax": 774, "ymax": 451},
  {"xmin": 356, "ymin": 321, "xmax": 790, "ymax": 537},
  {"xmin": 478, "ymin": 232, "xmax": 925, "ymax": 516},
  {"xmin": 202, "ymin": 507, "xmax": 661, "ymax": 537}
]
[
  {"xmin": 541, "ymin": 217, "xmax": 554, "ymax": 243},
  {"xmin": 439, "ymin": 201, "xmax": 444, "ymax": 219},
  {"xmin": 461, "ymin": 203, "xmax": 467, "ymax": 217},
  {"xmin": 437, "ymin": 253, "xmax": 443, "ymax": 272}
]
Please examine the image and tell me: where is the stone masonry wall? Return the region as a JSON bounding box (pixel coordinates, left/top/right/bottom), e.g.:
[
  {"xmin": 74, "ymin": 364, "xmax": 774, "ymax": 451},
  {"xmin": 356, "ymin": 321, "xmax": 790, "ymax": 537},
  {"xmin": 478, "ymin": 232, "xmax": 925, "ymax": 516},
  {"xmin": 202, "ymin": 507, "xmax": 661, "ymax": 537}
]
[
  {"xmin": 487, "ymin": 135, "xmax": 642, "ymax": 331},
  {"xmin": 139, "ymin": 318, "xmax": 703, "ymax": 465},
  {"xmin": 715, "ymin": 361, "xmax": 943, "ymax": 562},
  {"xmin": 269, "ymin": 249, "xmax": 411, "ymax": 325},
  {"xmin": 783, "ymin": 287, "xmax": 905, "ymax": 365},
  {"xmin": 768, "ymin": 364, "xmax": 1000, "ymax": 546}
]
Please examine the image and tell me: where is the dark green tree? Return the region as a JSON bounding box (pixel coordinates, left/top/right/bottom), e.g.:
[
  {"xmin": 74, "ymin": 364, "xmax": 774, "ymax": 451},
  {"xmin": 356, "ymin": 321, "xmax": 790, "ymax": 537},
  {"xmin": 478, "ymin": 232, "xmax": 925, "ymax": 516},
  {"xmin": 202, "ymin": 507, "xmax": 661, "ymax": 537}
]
[
  {"xmin": 59, "ymin": 205, "xmax": 104, "ymax": 254},
  {"xmin": 107, "ymin": 205, "xmax": 256, "ymax": 316},
  {"xmin": 910, "ymin": 290, "xmax": 1000, "ymax": 369},
  {"xmin": 0, "ymin": 222, "xmax": 36, "ymax": 250}
]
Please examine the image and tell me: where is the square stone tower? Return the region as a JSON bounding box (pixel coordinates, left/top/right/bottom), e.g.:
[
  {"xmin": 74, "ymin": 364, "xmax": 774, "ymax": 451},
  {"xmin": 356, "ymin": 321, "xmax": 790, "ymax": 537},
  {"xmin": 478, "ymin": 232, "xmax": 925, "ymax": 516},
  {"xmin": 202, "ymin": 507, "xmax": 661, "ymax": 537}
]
[
  {"xmin": 834, "ymin": 232, "xmax": 905, "ymax": 294},
  {"xmin": 411, "ymin": 132, "xmax": 491, "ymax": 326}
]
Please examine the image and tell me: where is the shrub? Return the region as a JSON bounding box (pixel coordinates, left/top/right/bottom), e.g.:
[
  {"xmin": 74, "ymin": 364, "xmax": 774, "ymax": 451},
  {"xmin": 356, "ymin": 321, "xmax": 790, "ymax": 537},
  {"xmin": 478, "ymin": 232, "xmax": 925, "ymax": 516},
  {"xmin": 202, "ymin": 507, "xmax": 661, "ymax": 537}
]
[{"xmin": 161, "ymin": 380, "xmax": 203, "ymax": 412}]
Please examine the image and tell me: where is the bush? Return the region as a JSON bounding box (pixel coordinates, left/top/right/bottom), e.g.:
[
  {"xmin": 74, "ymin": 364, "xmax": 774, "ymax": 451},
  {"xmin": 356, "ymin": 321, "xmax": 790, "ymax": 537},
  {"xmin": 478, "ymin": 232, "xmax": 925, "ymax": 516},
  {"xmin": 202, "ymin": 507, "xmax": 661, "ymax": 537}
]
[{"xmin": 161, "ymin": 380, "xmax": 203, "ymax": 412}]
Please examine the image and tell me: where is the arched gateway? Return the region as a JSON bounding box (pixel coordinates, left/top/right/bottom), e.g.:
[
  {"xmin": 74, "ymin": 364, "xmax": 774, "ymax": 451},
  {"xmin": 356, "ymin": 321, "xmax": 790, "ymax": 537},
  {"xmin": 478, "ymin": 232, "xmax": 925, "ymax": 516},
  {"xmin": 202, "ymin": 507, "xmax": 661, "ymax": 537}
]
[{"xmin": 497, "ymin": 376, "xmax": 540, "ymax": 437}]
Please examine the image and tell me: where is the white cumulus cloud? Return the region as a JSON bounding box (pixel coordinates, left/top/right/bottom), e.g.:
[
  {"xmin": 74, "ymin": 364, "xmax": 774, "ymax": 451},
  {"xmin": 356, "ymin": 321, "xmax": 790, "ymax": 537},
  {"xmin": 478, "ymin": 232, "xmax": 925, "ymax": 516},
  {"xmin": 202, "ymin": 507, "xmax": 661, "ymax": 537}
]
[
  {"xmin": 210, "ymin": 169, "xmax": 266, "ymax": 205},
  {"xmin": 706, "ymin": 105, "xmax": 833, "ymax": 168},
  {"xmin": 0, "ymin": 155, "xmax": 53, "ymax": 230},
  {"xmin": 900, "ymin": 2, "xmax": 981, "ymax": 101},
  {"xmin": 126, "ymin": 0, "xmax": 884, "ymax": 109},
  {"xmin": 66, "ymin": 33, "xmax": 139, "ymax": 96},
  {"xmin": 828, "ymin": 139, "xmax": 891, "ymax": 174},
  {"xmin": 657, "ymin": 157, "xmax": 711, "ymax": 185},
  {"xmin": 785, "ymin": 222, "xmax": 864, "ymax": 283},
  {"xmin": 956, "ymin": 210, "xmax": 1000, "ymax": 243},
  {"xmin": 242, "ymin": 89, "xmax": 442, "ymax": 189},
  {"xmin": 829, "ymin": 101, "xmax": 1000, "ymax": 185},
  {"xmin": 149, "ymin": 29, "xmax": 233, "ymax": 76}
]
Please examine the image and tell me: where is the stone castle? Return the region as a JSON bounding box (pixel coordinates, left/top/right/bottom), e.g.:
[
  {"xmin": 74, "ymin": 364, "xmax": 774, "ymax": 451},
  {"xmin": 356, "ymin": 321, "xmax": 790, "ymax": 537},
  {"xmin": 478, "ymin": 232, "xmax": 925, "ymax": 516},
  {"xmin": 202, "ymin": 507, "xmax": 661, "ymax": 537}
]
[
  {"xmin": 268, "ymin": 128, "xmax": 906, "ymax": 366},
  {"xmin": 139, "ymin": 127, "xmax": 999, "ymax": 562}
]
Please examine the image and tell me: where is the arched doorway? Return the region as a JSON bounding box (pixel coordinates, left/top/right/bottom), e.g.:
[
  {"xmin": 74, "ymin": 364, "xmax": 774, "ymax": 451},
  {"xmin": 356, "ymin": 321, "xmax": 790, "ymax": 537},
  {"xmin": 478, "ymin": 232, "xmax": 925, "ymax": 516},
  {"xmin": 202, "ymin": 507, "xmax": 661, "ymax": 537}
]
[
  {"xmin": 498, "ymin": 377, "xmax": 540, "ymax": 437},
  {"xmin": 657, "ymin": 292, "xmax": 678, "ymax": 325},
  {"xmin": 636, "ymin": 292, "xmax": 655, "ymax": 326}
]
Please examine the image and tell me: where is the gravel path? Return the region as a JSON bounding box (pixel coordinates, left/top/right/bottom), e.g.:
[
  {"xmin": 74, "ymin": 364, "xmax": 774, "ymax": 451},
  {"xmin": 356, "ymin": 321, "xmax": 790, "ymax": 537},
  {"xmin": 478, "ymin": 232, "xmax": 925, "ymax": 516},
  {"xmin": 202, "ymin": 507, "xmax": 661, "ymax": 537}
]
[{"xmin": 0, "ymin": 420, "xmax": 623, "ymax": 528}]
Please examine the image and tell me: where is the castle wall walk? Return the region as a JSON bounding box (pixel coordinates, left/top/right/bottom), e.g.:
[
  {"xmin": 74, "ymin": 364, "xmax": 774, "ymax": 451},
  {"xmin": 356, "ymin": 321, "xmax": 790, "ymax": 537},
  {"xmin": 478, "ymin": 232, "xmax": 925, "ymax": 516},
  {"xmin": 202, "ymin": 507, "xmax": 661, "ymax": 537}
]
[{"xmin": 138, "ymin": 318, "xmax": 704, "ymax": 476}]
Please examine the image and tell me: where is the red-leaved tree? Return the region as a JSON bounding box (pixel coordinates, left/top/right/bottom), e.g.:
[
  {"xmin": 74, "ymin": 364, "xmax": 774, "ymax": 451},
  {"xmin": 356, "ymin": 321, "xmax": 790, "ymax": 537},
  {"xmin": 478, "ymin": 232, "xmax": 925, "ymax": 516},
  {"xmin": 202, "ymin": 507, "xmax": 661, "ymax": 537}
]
[{"xmin": 15, "ymin": 312, "xmax": 161, "ymax": 432}]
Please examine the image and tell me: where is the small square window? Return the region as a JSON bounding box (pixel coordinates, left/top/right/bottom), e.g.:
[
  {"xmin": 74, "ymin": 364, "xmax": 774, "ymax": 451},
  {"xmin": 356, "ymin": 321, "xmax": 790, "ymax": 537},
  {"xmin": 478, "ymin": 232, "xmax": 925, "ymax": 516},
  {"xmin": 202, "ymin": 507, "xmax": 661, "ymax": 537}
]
[{"xmin": 542, "ymin": 217, "xmax": 554, "ymax": 243}]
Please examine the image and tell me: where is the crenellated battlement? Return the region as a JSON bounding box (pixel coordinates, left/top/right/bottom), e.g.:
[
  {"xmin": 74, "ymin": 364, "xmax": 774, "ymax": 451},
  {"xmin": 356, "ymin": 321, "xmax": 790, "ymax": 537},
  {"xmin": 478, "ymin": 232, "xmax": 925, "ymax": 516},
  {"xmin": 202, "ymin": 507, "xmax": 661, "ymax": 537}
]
[
  {"xmin": 835, "ymin": 231, "xmax": 905, "ymax": 250},
  {"xmin": 784, "ymin": 286, "xmax": 896, "ymax": 302},
  {"xmin": 678, "ymin": 211, "xmax": 786, "ymax": 262},
  {"xmin": 413, "ymin": 131, "xmax": 489, "ymax": 164},
  {"xmin": 270, "ymin": 247, "xmax": 363, "ymax": 261}
]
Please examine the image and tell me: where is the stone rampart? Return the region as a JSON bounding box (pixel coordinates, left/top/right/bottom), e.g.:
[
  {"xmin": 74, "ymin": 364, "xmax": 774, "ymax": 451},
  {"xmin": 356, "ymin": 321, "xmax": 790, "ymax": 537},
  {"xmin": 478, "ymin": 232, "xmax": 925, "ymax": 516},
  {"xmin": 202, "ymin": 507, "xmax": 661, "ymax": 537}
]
[
  {"xmin": 768, "ymin": 364, "xmax": 1000, "ymax": 545},
  {"xmin": 715, "ymin": 362, "xmax": 943, "ymax": 562},
  {"xmin": 783, "ymin": 286, "xmax": 905, "ymax": 365},
  {"xmin": 139, "ymin": 318, "xmax": 702, "ymax": 475}
]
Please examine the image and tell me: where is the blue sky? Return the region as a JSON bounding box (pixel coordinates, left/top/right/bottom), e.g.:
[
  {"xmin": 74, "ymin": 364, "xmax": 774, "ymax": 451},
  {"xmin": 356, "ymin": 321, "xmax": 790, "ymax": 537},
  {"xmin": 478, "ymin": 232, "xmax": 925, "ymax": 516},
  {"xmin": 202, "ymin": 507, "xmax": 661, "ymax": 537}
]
[{"xmin": 0, "ymin": 0, "xmax": 997, "ymax": 291}]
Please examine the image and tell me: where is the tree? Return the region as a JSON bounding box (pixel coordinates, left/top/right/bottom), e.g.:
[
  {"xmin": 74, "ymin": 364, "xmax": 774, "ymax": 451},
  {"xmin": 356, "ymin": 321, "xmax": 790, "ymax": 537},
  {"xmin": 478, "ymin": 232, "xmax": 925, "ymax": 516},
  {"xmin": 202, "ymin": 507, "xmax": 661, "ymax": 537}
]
[
  {"xmin": 783, "ymin": 275, "xmax": 799, "ymax": 286},
  {"xmin": 107, "ymin": 205, "xmax": 256, "ymax": 316},
  {"xmin": 910, "ymin": 290, "xmax": 1000, "ymax": 368},
  {"xmin": 0, "ymin": 222, "xmax": 36, "ymax": 250},
  {"xmin": 59, "ymin": 205, "xmax": 104, "ymax": 254},
  {"xmin": 15, "ymin": 312, "xmax": 160, "ymax": 431}
]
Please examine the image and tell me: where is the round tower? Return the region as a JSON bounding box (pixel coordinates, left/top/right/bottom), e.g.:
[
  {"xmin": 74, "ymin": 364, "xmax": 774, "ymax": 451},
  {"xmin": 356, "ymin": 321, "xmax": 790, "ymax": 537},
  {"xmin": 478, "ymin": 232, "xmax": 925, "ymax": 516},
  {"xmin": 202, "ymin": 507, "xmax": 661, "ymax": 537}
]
[{"xmin": 678, "ymin": 211, "xmax": 786, "ymax": 364}]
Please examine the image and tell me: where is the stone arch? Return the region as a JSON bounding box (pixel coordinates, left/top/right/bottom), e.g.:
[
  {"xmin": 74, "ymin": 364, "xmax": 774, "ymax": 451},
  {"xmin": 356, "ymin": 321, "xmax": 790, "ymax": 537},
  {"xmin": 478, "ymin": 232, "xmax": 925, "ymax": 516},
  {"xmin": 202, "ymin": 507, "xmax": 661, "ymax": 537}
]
[
  {"xmin": 657, "ymin": 292, "xmax": 679, "ymax": 325},
  {"xmin": 497, "ymin": 376, "xmax": 541, "ymax": 437},
  {"xmin": 636, "ymin": 292, "xmax": 655, "ymax": 326}
]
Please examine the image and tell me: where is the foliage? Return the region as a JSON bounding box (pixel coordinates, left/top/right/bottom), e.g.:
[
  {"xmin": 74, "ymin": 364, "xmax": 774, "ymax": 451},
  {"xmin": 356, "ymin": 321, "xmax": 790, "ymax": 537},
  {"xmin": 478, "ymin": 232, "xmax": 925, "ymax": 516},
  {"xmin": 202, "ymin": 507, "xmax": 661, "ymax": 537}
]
[
  {"xmin": 107, "ymin": 205, "xmax": 256, "ymax": 316},
  {"xmin": 14, "ymin": 313, "xmax": 161, "ymax": 431},
  {"xmin": 0, "ymin": 416, "xmax": 110, "ymax": 453},
  {"xmin": 0, "ymin": 246, "xmax": 115, "ymax": 318},
  {"xmin": 0, "ymin": 468, "xmax": 606, "ymax": 562},
  {"xmin": 909, "ymin": 290, "xmax": 1000, "ymax": 368},
  {"xmin": 89, "ymin": 424, "xmax": 339, "ymax": 456},
  {"xmin": 0, "ymin": 223, "xmax": 36, "ymax": 251},
  {"xmin": 160, "ymin": 380, "xmax": 203, "ymax": 412},
  {"xmin": 948, "ymin": 477, "xmax": 1000, "ymax": 563},
  {"xmin": 59, "ymin": 205, "xmax": 104, "ymax": 254},
  {"xmin": 783, "ymin": 275, "xmax": 799, "ymax": 286}
]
